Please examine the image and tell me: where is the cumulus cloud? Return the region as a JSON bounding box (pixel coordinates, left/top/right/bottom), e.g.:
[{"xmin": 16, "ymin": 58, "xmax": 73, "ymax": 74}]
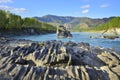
[
  {"xmin": 0, "ymin": 5, "xmax": 28, "ymax": 13},
  {"xmin": 0, "ymin": 0, "xmax": 13, "ymax": 4},
  {"xmin": 100, "ymin": 4, "xmax": 109, "ymax": 8},
  {"xmin": 13, "ymin": 8, "xmax": 28, "ymax": 13},
  {"xmin": 0, "ymin": 5, "xmax": 11, "ymax": 11},
  {"xmin": 80, "ymin": 4, "xmax": 90, "ymax": 9},
  {"xmin": 0, "ymin": 0, "xmax": 27, "ymax": 13},
  {"xmin": 81, "ymin": 9, "xmax": 89, "ymax": 14}
]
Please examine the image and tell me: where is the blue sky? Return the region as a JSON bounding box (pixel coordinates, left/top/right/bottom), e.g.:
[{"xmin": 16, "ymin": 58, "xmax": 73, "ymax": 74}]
[{"xmin": 0, "ymin": 0, "xmax": 120, "ymax": 18}]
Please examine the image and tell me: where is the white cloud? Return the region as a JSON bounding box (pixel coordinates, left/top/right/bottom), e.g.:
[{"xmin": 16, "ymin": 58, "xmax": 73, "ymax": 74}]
[
  {"xmin": 81, "ymin": 4, "xmax": 90, "ymax": 9},
  {"xmin": 13, "ymin": 8, "xmax": 28, "ymax": 13},
  {"xmin": 0, "ymin": 0, "xmax": 27, "ymax": 13},
  {"xmin": 100, "ymin": 4, "xmax": 109, "ymax": 8},
  {"xmin": 0, "ymin": 5, "xmax": 28, "ymax": 13},
  {"xmin": 81, "ymin": 9, "xmax": 89, "ymax": 14},
  {"xmin": 0, "ymin": 5, "xmax": 11, "ymax": 11},
  {"xmin": 0, "ymin": 0, "xmax": 13, "ymax": 4}
]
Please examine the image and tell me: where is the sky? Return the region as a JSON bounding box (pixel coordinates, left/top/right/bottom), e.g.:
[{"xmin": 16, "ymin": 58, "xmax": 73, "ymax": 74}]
[{"xmin": 0, "ymin": 0, "xmax": 120, "ymax": 18}]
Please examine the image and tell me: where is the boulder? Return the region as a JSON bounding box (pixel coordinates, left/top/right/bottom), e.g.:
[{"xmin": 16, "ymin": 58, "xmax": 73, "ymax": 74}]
[
  {"xmin": 57, "ymin": 25, "xmax": 72, "ymax": 38},
  {"xmin": 90, "ymin": 35, "xmax": 119, "ymax": 39},
  {"xmin": 102, "ymin": 35, "xmax": 119, "ymax": 39}
]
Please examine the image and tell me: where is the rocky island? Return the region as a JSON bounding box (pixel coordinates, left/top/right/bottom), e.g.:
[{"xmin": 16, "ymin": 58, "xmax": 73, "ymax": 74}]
[
  {"xmin": 57, "ymin": 25, "xmax": 72, "ymax": 38},
  {"xmin": 0, "ymin": 36, "xmax": 119, "ymax": 80}
]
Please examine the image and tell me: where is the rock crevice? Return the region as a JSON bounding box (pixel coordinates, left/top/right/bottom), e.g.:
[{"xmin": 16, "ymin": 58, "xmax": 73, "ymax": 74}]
[{"xmin": 0, "ymin": 38, "xmax": 120, "ymax": 80}]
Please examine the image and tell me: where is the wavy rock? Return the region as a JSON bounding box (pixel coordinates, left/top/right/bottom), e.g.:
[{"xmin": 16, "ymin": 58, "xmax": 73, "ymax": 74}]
[{"xmin": 0, "ymin": 37, "xmax": 120, "ymax": 80}]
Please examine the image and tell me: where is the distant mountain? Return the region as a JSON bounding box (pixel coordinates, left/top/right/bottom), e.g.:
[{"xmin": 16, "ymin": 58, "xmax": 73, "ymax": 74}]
[
  {"xmin": 34, "ymin": 15, "xmax": 115, "ymax": 31},
  {"xmin": 34, "ymin": 15, "xmax": 75, "ymax": 23}
]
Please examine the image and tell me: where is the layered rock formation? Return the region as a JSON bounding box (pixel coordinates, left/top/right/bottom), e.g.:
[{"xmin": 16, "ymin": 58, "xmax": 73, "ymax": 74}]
[
  {"xmin": 57, "ymin": 25, "xmax": 72, "ymax": 38},
  {"xmin": 102, "ymin": 28, "xmax": 120, "ymax": 35},
  {"xmin": 0, "ymin": 37, "xmax": 120, "ymax": 80}
]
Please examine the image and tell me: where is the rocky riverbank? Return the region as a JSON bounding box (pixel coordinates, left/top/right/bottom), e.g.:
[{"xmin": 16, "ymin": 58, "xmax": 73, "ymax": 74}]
[
  {"xmin": 0, "ymin": 28, "xmax": 56, "ymax": 37},
  {"xmin": 0, "ymin": 37, "xmax": 120, "ymax": 80},
  {"xmin": 102, "ymin": 28, "xmax": 120, "ymax": 35}
]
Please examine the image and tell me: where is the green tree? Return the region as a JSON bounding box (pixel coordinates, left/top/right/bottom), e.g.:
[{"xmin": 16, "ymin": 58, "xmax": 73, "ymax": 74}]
[{"xmin": 0, "ymin": 10, "xmax": 7, "ymax": 28}]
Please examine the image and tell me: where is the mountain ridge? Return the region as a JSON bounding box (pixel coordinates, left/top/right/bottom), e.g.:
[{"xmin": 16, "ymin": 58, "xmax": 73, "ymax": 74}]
[{"xmin": 34, "ymin": 15, "xmax": 116, "ymax": 30}]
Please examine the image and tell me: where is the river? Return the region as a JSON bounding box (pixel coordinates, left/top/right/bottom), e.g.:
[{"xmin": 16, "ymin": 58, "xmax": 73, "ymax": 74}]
[{"xmin": 12, "ymin": 32, "xmax": 120, "ymax": 51}]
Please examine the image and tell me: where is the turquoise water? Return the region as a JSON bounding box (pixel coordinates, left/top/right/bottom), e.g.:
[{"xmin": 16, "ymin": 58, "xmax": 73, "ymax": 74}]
[{"xmin": 12, "ymin": 32, "xmax": 120, "ymax": 51}]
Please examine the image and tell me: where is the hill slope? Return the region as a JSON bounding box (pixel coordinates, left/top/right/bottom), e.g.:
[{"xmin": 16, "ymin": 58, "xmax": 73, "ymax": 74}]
[
  {"xmin": 0, "ymin": 10, "xmax": 56, "ymax": 36},
  {"xmin": 34, "ymin": 15, "xmax": 114, "ymax": 31}
]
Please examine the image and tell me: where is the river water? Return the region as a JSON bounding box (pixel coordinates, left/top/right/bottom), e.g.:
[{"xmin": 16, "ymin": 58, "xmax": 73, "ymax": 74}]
[{"xmin": 12, "ymin": 32, "xmax": 120, "ymax": 51}]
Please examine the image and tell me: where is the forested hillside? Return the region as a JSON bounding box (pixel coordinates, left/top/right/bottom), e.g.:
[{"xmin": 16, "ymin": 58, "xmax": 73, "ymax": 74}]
[
  {"xmin": 90, "ymin": 17, "xmax": 120, "ymax": 31},
  {"xmin": 0, "ymin": 10, "xmax": 56, "ymax": 35}
]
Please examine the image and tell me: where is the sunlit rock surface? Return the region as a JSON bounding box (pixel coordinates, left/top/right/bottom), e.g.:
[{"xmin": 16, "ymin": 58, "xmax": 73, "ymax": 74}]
[
  {"xmin": 57, "ymin": 25, "xmax": 72, "ymax": 38},
  {"xmin": 0, "ymin": 37, "xmax": 120, "ymax": 80}
]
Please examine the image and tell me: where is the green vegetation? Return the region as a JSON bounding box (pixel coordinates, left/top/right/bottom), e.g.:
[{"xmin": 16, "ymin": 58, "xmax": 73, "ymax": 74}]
[
  {"xmin": 71, "ymin": 23, "xmax": 89, "ymax": 32},
  {"xmin": 73, "ymin": 17, "xmax": 120, "ymax": 32},
  {"xmin": 0, "ymin": 10, "xmax": 56, "ymax": 34},
  {"xmin": 91, "ymin": 17, "xmax": 120, "ymax": 31}
]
